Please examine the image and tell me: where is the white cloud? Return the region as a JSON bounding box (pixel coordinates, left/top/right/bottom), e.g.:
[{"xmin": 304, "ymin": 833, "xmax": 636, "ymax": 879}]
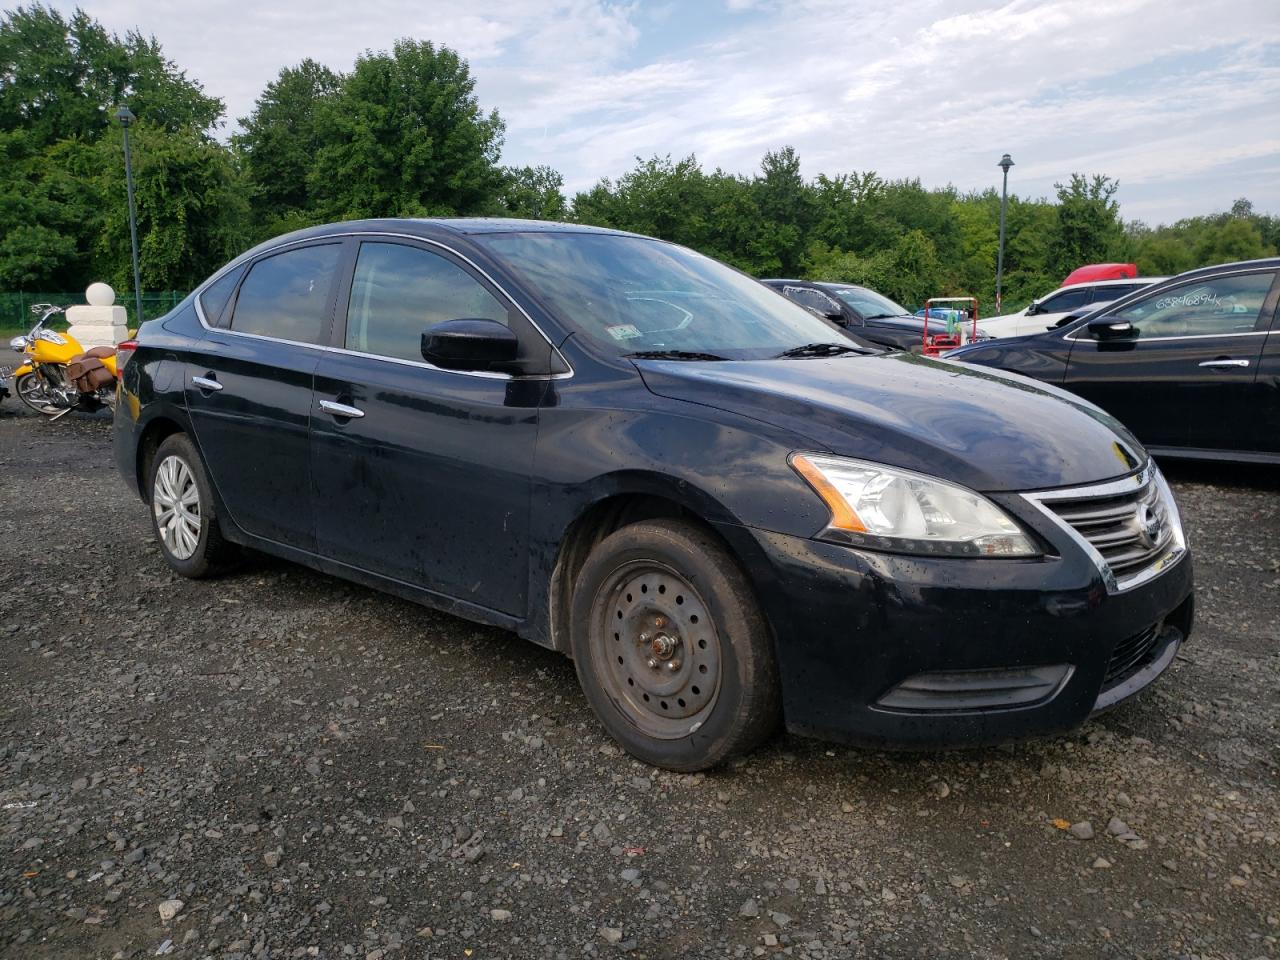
[{"xmin": 49, "ymin": 0, "xmax": 1280, "ymax": 224}]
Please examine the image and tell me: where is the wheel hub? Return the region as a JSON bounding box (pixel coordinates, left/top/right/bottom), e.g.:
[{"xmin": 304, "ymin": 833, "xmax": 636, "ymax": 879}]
[{"xmin": 596, "ymin": 564, "xmax": 722, "ymax": 739}]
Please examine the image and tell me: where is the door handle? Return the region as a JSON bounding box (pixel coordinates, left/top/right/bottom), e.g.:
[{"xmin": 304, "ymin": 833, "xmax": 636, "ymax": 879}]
[
  {"xmin": 1198, "ymin": 359, "xmax": 1250, "ymax": 369},
  {"xmin": 191, "ymin": 375, "xmax": 223, "ymax": 391},
  {"xmin": 319, "ymin": 399, "xmax": 365, "ymax": 419}
]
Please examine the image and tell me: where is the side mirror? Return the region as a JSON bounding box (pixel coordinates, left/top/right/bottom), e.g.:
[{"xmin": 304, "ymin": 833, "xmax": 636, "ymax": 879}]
[
  {"xmin": 1026, "ymin": 301, "xmax": 1041, "ymax": 316},
  {"xmin": 1086, "ymin": 317, "xmax": 1136, "ymax": 341},
  {"xmin": 421, "ymin": 318, "xmax": 520, "ymax": 372}
]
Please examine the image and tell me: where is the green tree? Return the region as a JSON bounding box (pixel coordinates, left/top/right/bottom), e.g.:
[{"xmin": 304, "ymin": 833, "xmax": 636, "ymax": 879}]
[
  {"xmin": 496, "ymin": 164, "xmax": 568, "ymax": 220},
  {"xmin": 0, "ymin": 4, "xmax": 222, "ymax": 145},
  {"xmin": 235, "ymin": 59, "xmax": 342, "ymax": 232},
  {"xmin": 1192, "ymin": 217, "xmax": 1272, "ymax": 264},
  {"xmin": 92, "ymin": 123, "xmax": 249, "ymax": 289},
  {"xmin": 0, "ymin": 4, "xmax": 228, "ymax": 291},
  {"xmin": 0, "ymin": 130, "xmax": 93, "ymax": 286},
  {"xmin": 1049, "ymin": 173, "xmax": 1127, "ymax": 277},
  {"xmin": 308, "ymin": 39, "xmax": 505, "ymax": 220}
]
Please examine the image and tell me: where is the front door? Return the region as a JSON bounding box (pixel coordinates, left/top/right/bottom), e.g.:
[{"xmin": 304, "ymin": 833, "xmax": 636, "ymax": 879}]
[
  {"xmin": 1063, "ymin": 270, "xmax": 1277, "ymax": 453},
  {"xmin": 309, "ymin": 239, "xmax": 543, "ymax": 616},
  {"xmin": 185, "ymin": 241, "xmax": 344, "ymax": 552}
]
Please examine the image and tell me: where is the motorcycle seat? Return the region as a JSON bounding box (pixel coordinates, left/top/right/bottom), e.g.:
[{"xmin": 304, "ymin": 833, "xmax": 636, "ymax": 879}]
[{"xmin": 80, "ymin": 346, "xmax": 116, "ymax": 360}]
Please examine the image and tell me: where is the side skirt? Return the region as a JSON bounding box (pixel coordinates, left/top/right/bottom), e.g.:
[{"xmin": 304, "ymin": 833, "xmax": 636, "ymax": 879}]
[{"xmin": 217, "ymin": 520, "xmax": 536, "ymax": 639}]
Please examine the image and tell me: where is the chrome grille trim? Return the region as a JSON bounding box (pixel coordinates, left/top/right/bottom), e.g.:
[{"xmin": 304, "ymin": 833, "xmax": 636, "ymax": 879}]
[{"xmin": 1023, "ymin": 463, "xmax": 1187, "ymax": 593}]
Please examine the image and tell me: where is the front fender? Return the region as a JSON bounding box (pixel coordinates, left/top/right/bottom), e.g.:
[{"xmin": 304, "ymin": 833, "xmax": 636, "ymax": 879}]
[{"xmin": 13, "ymin": 362, "xmax": 33, "ymax": 377}]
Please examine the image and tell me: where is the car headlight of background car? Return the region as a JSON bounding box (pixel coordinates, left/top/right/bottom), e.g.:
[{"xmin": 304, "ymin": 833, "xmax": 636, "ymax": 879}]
[{"xmin": 791, "ymin": 454, "xmax": 1039, "ymax": 557}]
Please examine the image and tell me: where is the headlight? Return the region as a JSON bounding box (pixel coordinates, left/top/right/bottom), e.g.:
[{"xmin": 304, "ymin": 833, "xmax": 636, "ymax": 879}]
[
  {"xmin": 790, "ymin": 454, "xmax": 1039, "ymax": 557},
  {"xmin": 9, "ymin": 335, "xmax": 26, "ymax": 352}
]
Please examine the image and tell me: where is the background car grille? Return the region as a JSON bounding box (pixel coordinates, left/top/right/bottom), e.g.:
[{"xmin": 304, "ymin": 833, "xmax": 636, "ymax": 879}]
[
  {"xmin": 1042, "ymin": 475, "xmax": 1174, "ymax": 581},
  {"xmin": 1102, "ymin": 622, "xmax": 1163, "ymax": 690}
]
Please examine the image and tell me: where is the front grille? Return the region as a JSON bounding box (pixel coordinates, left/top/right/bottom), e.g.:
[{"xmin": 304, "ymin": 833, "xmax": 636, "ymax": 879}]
[
  {"xmin": 1041, "ymin": 473, "xmax": 1175, "ymax": 581},
  {"xmin": 1102, "ymin": 622, "xmax": 1163, "ymax": 690}
]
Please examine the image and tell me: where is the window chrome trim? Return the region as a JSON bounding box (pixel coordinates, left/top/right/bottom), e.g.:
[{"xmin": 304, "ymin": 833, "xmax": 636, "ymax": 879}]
[
  {"xmin": 191, "ymin": 230, "xmax": 573, "ymax": 381},
  {"xmin": 1022, "ymin": 464, "xmax": 1187, "ymax": 594},
  {"xmin": 1063, "ymin": 328, "xmax": 1269, "ymax": 344}
]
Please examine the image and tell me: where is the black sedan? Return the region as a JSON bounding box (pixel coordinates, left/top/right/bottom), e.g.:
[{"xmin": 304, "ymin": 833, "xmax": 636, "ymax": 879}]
[
  {"xmin": 763, "ymin": 279, "xmax": 953, "ymax": 351},
  {"xmin": 114, "ymin": 219, "xmax": 1193, "ymax": 770},
  {"xmin": 947, "ymin": 258, "xmax": 1280, "ymax": 462}
]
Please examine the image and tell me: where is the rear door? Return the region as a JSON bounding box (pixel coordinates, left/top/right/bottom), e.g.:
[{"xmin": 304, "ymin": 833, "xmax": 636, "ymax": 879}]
[
  {"xmin": 309, "ymin": 238, "xmax": 544, "ymax": 615},
  {"xmin": 186, "ymin": 241, "xmax": 345, "ymax": 552},
  {"xmin": 1063, "ymin": 269, "xmax": 1276, "ymax": 453}
]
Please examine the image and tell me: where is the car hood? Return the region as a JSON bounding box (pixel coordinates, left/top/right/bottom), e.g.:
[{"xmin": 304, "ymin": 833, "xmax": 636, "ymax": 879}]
[
  {"xmin": 636, "ymin": 352, "xmax": 1145, "ymax": 492},
  {"xmin": 866, "ymin": 313, "xmax": 927, "ymax": 330}
]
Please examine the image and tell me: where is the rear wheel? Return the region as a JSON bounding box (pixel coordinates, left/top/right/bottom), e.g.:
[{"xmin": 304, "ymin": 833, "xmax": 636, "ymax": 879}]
[
  {"xmin": 570, "ymin": 519, "xmax": 780, "ymax": 771},
  {"xmin": 148, "ymin": 433, "xmax": 237, "ymax": 578}
]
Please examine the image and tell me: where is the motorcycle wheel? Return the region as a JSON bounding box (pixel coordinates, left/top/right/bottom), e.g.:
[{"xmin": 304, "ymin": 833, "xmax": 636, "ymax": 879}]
[{"xmin": 15, "ymin": 372, "xmax": 64, "ymax": 416}]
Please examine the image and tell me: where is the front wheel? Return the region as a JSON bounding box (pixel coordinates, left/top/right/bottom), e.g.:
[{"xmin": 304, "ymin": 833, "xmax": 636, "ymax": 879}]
[
  {"xmin": 15, "ymin": 372, "xmax": 64, "ymax": 416},
  {"xmin": 570, "ymin": 519, "xmax": 780, "ymax": 771}
]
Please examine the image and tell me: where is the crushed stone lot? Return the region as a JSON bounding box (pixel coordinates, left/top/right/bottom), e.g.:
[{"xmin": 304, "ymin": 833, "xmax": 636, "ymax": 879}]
[{"xmin": 0, "ymin": 404, "xmax": 1276, "ymax": 960}]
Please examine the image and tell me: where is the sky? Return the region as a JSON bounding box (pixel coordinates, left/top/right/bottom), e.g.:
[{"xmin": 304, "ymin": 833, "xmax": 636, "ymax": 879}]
[{"xmin": 58, "ymin": 0, "xmax": 1280, "ymax": 225}]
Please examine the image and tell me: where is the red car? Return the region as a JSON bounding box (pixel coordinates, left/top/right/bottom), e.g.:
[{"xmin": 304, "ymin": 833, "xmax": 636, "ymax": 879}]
[{"xmin": 1063, "ymin": 263, "xmax": 1137, "ymax": 285}]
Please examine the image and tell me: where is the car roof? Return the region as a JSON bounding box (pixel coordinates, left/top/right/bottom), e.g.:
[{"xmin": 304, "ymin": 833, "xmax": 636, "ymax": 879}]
[{"xmin": 1165, "ymin": 256, "xmax": 1280, "ymax": 283}]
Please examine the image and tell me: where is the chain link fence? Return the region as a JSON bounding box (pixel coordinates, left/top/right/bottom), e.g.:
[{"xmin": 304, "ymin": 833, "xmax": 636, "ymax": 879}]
[{"xmin": 0, "ymin": 290, "xmax": 189, "ymax": 333}]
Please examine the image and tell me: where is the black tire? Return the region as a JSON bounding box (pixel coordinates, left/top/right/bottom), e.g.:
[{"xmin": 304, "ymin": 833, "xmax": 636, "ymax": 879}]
[
  {"xmin": 147, "ymin": 433, "xmax": 237, "ymax": 578},
  {"xmin": 570, "ymin": 518, "xmax": 780, "ymax": 771},
  {"xmin": 15, "ymin": 372, "xmax": 63, "ymax": 416}
]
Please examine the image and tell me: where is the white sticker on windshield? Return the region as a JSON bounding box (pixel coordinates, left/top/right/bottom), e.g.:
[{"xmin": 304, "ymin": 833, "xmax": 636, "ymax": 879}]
[{"xmin": 606, "ymin": 324, "xmax": 642, "ymax": 341}]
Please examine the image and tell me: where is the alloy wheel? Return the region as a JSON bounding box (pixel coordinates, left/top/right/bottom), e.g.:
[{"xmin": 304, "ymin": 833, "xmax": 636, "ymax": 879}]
[
  {"xmin": 16, "ymin": 373, "xmax": 64, "ymax": 416},
  {"xmin": 596, "ymin": 562, "xmax": 722, "ymax": 740},
  {"xmin": 153, "ymin": 455, "xmax": 201, "ymax": 560}
]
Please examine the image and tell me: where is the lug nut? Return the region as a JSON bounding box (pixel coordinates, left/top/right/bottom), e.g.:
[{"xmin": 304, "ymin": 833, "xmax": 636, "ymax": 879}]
[
  {"xmin": 647, "ymin": 658, "xmax": 659, "ymax": 669},
  {"xmin": 666, "ymin": 660, "xmax": 680, "ymax": 672}
]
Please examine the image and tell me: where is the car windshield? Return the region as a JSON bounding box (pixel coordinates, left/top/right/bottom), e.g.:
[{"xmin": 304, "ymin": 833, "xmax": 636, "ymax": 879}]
[
  {"xmin": 476, "ymin": 232, "xmax": 856, "ymax": 360},
  {"xmin": 828, "ymin": 285, "xmax": 909, "ymax": 318}
]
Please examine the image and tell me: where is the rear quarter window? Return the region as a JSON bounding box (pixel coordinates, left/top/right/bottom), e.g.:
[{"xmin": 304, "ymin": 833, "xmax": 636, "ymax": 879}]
[{"xmin": 198, "ymin": 266, "xmax": 245, "ymax": 327}]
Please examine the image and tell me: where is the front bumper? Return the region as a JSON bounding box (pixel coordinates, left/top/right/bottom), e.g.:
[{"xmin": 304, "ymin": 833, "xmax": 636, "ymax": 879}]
[{"xmin": 719, "ymin": 521, "xmax": 1193, "ymax": 749}]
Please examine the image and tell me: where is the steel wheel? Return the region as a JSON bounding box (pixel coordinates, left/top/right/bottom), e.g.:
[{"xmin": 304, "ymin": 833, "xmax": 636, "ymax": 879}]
[
  {"xmin": 152, "ymin": 454, "xmax": 202, "ymax": 560},
  {"xmin": 15, "ymin": 372, "xmax": 63, "ymax": 416},
  {"xmin": 595, "ymin": 561, "xmax": 722, "ymax": 740}
]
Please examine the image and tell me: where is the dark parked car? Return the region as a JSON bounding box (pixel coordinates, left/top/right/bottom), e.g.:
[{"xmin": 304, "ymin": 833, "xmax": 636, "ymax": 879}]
[
  {"xmin": 115, "ymin": 219, "xmax": 1193, "ymax": 771},
  {"xmin": 762, "ymin": 280, "xmax": 942, "ymax": 351},
  {"xmin": 947, "ymin": 258, "xmax": 1280, "ymax": 463}
]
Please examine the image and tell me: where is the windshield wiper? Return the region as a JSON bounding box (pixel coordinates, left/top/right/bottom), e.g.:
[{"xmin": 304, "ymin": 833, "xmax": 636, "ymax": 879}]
[
  {"xmin": 776, "ymin": 342, "xmax": 868, "ymax": 359},
  {"xmin": 627, "ymin": 349, "xmax": 728, "ymax": 361},
  {"xmin": 862, "ymin": 312, "xmax": 903, "ymax": 321}
]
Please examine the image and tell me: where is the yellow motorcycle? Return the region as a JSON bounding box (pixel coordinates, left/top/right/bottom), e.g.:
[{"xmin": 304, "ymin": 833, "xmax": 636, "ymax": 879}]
[{"xmin": 8, "ymin": 303, "xmax": 122, "ymax": 418}]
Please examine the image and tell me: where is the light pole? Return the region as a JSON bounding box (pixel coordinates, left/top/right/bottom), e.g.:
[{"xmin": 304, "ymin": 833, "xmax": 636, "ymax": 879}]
[
  {"xmin": 115, "ymin": 105, "xmax": 144, "ymax": 328},
  {"xmin": 995, "ymin": 153, "xmax": 1014, "ymax": 314}
]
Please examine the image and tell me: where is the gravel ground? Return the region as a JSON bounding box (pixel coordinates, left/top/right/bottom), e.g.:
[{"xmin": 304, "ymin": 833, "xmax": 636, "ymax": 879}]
[{"xmin": 1, "ymin": 402, "xmax": 1277, "ymax": 960}]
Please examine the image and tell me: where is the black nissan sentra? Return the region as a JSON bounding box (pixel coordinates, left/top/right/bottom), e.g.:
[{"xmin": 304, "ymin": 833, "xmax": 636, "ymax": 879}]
[{"xmin": 114, "ymin": 219, "xmax": 1193, "ymax": 771}]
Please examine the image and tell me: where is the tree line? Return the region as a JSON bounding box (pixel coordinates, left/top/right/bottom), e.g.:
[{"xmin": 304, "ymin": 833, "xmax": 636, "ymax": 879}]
[{"xmin": 2, "ymin": 4, "xmax": 1276, "ymax": 311}]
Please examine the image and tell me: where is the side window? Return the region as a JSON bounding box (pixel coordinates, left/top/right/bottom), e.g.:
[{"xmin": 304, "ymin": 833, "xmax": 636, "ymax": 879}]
[
  {"xmin": 783, "ymin": 286, "xmax": 840, "ymax": 316},
  {"xmin": 230, "ymin": 244, "xmax": 341, "ymax": 343},
  {"xmin": 1094, "ymin": 283, "xmax": 1141, "ymax": 301},
  {"xmin": 1042, "ymin": 287, "xmax": 1092, "ymax": 313},
  {"xmin": 1115, "ymin": 272, "xmax": 1276, "ymax": 339},
  {"xmin": 199, "ymin": 266, "xmax": 244, "ymax": 327},
  {"xmin": 345, "ymin": 242, "xmax": 508, "ymax": 362}
]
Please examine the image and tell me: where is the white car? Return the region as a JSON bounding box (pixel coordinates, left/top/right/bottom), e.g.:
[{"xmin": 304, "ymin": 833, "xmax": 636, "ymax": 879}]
[{"xmin": 979, "ymin": 277, "xmax": 1167, "ymax": 338}]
